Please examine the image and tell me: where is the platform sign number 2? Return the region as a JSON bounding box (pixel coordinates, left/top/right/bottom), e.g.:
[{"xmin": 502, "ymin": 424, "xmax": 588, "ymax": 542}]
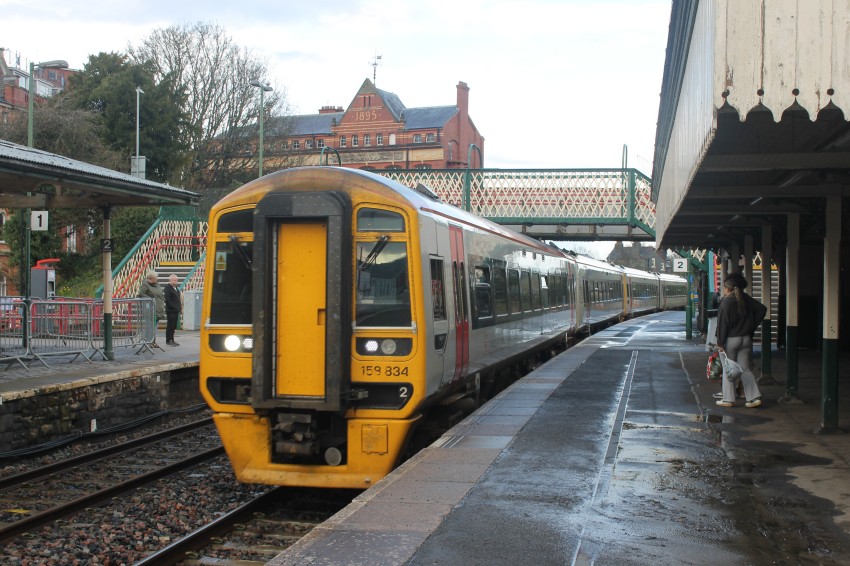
[
  {"xmin": 673, "ymin": 258, "xmax": 688, "ymax": 273},
  {"xmin": 31, "ymin": 211, "xmax": 48, "ymax": 231}
]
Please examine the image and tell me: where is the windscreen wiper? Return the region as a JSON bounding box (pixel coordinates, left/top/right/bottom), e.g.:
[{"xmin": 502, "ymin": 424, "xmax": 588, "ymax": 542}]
[
  {"xmin": 228, "ymin": 235, "xmax": 253, "ymax": 269},
  {"xmin": 358, "ymin": 235, "xmax": 389, "ymax": 271}
]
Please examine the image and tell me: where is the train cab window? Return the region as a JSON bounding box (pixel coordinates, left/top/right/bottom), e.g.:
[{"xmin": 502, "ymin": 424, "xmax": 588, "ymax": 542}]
[
  {"xmin": 474, "ymin": 266, "xmax": 492, "ymax": 319},
  {"xmin": 493, "ymin": 267, "xmax": 508, "ymax": 316},
  {"xmin": 508, "ymin": 269, "xmax": 521, "ymax": 314},
  {"xmin": 210, "ymin": 239, "xmax": 253, "ymax": 324},
  {"xmin": 430, "ymin": 259, "xmax": 446, "ymax": 321},
  {"xmin": 356, "ymin": 241, "xmax": 411, "ymax": 327},
  {"xmin": 357, "ymin": 208, "xmax": 405, "ymax": 232},
  {"xmin": 520, "ymin": 271, "xmax": 532, "ymax": 312},
  {"xmin": 217, "ymin": 209, "xmax": 254, "ymax": 233}
]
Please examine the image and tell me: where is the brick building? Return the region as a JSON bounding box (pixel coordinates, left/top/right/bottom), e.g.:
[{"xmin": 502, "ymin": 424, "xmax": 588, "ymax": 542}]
[{"xmin": 264, "ymin": 79, "xmax": 485, "ymax": 170}]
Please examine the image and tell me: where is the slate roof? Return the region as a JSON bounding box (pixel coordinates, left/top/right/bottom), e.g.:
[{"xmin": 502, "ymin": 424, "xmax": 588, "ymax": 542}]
[
  {"xmin": 0, "ymin": 139, "xmax": 199, "ymax": 206},
  {"xmin": 402, "ymin": 106, "xmax": 458, "ymax": 130}
]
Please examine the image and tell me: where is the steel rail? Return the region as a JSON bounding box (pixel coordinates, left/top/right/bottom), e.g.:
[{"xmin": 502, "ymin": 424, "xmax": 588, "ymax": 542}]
[
  {"xmin": 0, "ymin": 446, "xmax": 223, "ymax": 543},
  {"xmin": 0, "ymin": 417, "xmax": 213, "ymax": 490}
]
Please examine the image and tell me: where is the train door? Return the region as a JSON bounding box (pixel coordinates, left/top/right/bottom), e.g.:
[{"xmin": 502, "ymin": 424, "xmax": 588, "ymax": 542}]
[
  {"xmin": 449, "ymin": 225, "xmax": 469, "ymax": 382},
  {"xmin": 276, "ymin": 222, "xmax": 328, "ymax": 398}
]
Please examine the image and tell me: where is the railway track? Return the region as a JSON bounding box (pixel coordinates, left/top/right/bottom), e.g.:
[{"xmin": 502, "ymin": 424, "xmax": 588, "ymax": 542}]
[
  {"xmin": 137, "ymin": 487, "xmax": 356, "ymax": 565},
  {"xmin": 0, "ymin": 419, "xmax": 222, "ymax": 544}
]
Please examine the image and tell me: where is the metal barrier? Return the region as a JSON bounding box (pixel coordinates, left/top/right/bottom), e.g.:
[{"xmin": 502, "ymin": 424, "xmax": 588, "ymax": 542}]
[
  {"xmin": 0, "ymin": 296, "xmax": 158, "ymax": 370},
  {"xmin": 90, "ymin": 298, "xmax": 158, "ymax": 357},
  {"xmin": 28, "ymin": 299, "xmax": 95, "ymax": 366},
  {"xmin": 0, "ymin": 297, "xmax": 28, "ymax": 370}
]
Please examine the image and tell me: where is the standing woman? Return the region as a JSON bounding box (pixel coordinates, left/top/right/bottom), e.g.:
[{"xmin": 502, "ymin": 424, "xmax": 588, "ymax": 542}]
[{"xmin": 715, "ymin": 272, "xmax": 768, "ymax": 408}]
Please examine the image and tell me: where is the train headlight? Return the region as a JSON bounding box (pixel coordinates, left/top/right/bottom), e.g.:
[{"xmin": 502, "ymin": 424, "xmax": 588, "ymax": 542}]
[
  {"xmin": 209, "ymin": 334, "xmax": 254, "ymax": 353},
  {"xmin": 364, "ymin": 340, "xmax": 380, "ymax": 353},
  {"xmin": 224, "ymin": 335, "xmax": 242, "ymax": 352},
  {"xmin": 356, "ymin": 338, "xmax": 413, "ymax": 357},
  {"xmin": 380, "ymin": 339, "xmax": 397, "ymax": 355}
]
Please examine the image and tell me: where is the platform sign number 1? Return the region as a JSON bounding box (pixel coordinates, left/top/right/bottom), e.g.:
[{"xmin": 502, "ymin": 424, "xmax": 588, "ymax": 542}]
[
  {"xmin": 673, "ymin": 258, "xmax": 688, "ymax": 273},
  {"xmin": 31, "ymin": 211, "xmax": 48, "ymax": 231}
]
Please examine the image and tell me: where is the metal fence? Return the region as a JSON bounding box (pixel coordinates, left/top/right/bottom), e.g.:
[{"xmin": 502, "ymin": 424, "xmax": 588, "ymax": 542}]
[{"xmin": 0, "ymin": 296, "xmax": 157, "ymax": 370}]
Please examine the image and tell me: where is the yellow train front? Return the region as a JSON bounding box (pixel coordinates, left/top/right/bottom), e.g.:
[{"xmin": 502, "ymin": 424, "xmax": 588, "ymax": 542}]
[{"xmin": 200, "ymin": 166, "xmax": 575, "ymax": 489}]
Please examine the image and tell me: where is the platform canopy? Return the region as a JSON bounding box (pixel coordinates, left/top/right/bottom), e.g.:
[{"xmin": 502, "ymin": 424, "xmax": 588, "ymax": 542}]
[
  {"xmin": 652, "ymin": 0, "xmax": 850, "ymax": 250},
  {"xmin": 0, "ymin": 139, "xmax": 199, "ymax": 209}
]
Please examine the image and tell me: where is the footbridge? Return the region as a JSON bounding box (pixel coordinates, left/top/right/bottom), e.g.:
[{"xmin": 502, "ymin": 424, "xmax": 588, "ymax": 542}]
[{"xmin": 381, "ymin": 168, "xmax": 656, "ymax": 241}]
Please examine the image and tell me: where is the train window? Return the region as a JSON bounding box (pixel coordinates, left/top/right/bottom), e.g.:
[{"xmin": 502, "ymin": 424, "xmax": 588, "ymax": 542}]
[
  {"xmin": 548, "ymin": 275, "xmax": 558, "ymax": 307},
  {"xmin": 209, "ymin": 240, "xmax": 253, "ymax": 324},
  {"xmin": 430, "ymin": 259, "xmax": 446, "ymax": 321},
  {"xmin": 493, "ymin": 267, "xmax": 508, "ymax": 316},
  {"xmin": 520, "ymin": 271, "xmax": 532, "ymax": 312},
  {"xmin": 355, "ymin": 241, "xmax": 411, "ymax": 327},
  {"xmin": 474, "ymin": 266, "xmax": 492, "ymax": 319},
  {"xmin": 217, "ymin": 209, "xmax": 253, "ymax": 233},
  {"xmin": 531, "ymin": 273, "xmax": 542, "ymax": 310},
  {"xmin": 357, "ymin": 208, "xmax": 405, "ymax": 232},
  {"xmin": 508, "ymin": 269, "xmax": 521, "ymax": 314}
]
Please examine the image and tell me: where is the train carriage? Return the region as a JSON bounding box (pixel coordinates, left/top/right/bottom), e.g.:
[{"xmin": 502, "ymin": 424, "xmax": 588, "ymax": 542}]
[{"xmin": 200, "ymin": 167, "xmax": 688, "ymax": 489}]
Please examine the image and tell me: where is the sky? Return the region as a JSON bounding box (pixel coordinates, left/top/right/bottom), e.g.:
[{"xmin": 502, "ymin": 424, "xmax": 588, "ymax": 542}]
[{"xmin": 2, "ymin": 0, "xmax": 673, "ymax": 257}]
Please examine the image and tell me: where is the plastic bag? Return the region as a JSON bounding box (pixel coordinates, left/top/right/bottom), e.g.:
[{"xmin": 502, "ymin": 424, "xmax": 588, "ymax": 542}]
[
  {"xmin": 720, "ymin": 351, "xmax": 743, "ymax": 382},
  {"xmin": 706, "ymin": 351, "xmax": 722, "ymax": 381}
]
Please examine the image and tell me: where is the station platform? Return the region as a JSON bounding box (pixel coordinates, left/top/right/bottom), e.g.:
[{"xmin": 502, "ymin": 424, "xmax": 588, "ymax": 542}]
[
  {"xmin": 0, "ymin": 330, "xmax": 200, "ymax": 402},
  {"xmin": 271, "ymin": 312, "xmax": 850, "ymax": 565}
]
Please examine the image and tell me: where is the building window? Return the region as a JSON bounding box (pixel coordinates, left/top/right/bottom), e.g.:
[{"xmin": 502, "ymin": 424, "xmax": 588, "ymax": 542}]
[
  {"xmin": 0, "ymin": 211, "xmax": 5, "ymax": 243},
  {"xmin": 317, "ymin": 139, "xmax": 325, "ymax": 149},
  {"xmin": 377, "ymin": 133, "xmax": 384, "ymax": 146},
  {"xmin": 65, "ymin": 225, "xmax": 77, "ymax": 253},
  {"xmin": 415, "ymin": 164, "xmax": 432, "ymax": 170},
  {"xmin": 0, "ymin": 274, "xmax": 6, "ymax": 296},
  {"xmin": 352, "ymin": 135, "xmax": 359, "ymax": 147},
  {"xmin": 305, "ymin": 139, "xmax": 313, "ymax": 149},
  {"xmin": 386, "ymin": 165, "xmax": 402, "ymax": 170},
  {"xmin": 413, "ymin": 134, "xmax": 422, "ymax": 143},
  {"xmin": 292, "ymin": 140, "xmax": 300, "ymax": 149},
  {"xmin": 426, "ymin": 133, "xmax": 435, "ymax": 143},
  {"xmin": 340, "ymin": 136, "xmax": 347, "ymax": 147},
  {"xmin": 364, "ymin": 134, "xmax": 371, "ymax": 146},
  {"xmin": 389, "ymin": 133, "xmax": 396, "ymax": 145}
]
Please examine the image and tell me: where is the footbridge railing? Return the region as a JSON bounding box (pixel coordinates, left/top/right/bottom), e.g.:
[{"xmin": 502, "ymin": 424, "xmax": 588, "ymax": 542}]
[{"xmin": 380, "ymin": 168, "xmax": 656, "ymax": 241}]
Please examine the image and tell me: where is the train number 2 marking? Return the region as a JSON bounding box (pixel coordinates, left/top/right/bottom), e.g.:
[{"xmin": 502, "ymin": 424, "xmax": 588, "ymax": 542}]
[{"xmin": 361, "ymin": 365, "xmax": 409, "ymax": 377}]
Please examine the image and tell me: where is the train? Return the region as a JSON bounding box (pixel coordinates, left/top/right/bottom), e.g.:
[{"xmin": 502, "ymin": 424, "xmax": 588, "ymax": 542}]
[{"xmin": 199, "ymin": 167, "xmax": 688, "ymax": 488}]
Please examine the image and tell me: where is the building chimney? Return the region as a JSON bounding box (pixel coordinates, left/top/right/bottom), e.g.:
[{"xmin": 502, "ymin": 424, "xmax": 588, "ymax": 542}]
[
  {"xmin": 319, "ymin": 105, "xmax": 343, "ymax": 114},
  {"xmin": 456, "ymin": 81, "xmax": 469, "ymax": 118}
]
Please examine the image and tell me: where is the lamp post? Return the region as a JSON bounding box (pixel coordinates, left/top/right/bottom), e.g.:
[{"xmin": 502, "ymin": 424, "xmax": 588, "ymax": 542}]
[
  {"xmin": 135, "ymin": 87, "xmax": 144, "ymax": 161},
  {"xmin": 249, "ymin": 79, "xmax": 273, "ymax": 177}
]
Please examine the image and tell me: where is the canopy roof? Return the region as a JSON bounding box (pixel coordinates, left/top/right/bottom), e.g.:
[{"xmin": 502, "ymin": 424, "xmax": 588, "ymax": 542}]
[{"xmin": 0, "ymin": 140, "xmax": 199, "ymax": 209}]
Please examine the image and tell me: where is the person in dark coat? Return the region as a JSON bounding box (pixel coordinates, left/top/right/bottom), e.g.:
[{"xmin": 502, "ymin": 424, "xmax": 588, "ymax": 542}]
[
  {"xmin": 715, "ymin": 272, "xmax": 767, "ymax": 408},
  {"xmin": 164, "ymin": 274, "xmax": 182, "ymax": 346}
]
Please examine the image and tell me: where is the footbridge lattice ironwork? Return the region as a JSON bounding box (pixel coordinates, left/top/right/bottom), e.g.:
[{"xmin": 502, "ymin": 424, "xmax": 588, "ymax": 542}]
[{"xmin": 380, "ymin": 168, "xmax": 656, "ymax": 241}]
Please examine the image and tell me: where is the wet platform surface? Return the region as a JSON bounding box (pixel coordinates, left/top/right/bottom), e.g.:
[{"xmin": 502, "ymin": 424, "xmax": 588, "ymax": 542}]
[{"xmin": 270, "ymin": 312, "xmax": 850, "ymax": 565}]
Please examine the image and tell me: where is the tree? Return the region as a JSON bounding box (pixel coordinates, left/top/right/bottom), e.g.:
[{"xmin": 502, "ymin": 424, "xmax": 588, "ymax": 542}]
[
  {"xmin": 129, "ymin": 22, "xmax": 302, "ymax": 190},
  {"xmin": 67, "ymin": 52, "xmax": 193, "ymax": 185}
]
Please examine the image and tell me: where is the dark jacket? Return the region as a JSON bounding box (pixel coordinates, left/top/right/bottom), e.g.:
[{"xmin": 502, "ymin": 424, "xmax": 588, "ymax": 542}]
[
  {"xmin": 164, "ymin": 284, "xmax": 182, "ymax": 314},
  {"xmin": 717, "ymin": 292, "xmax": 767, "ymax": 348}
]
